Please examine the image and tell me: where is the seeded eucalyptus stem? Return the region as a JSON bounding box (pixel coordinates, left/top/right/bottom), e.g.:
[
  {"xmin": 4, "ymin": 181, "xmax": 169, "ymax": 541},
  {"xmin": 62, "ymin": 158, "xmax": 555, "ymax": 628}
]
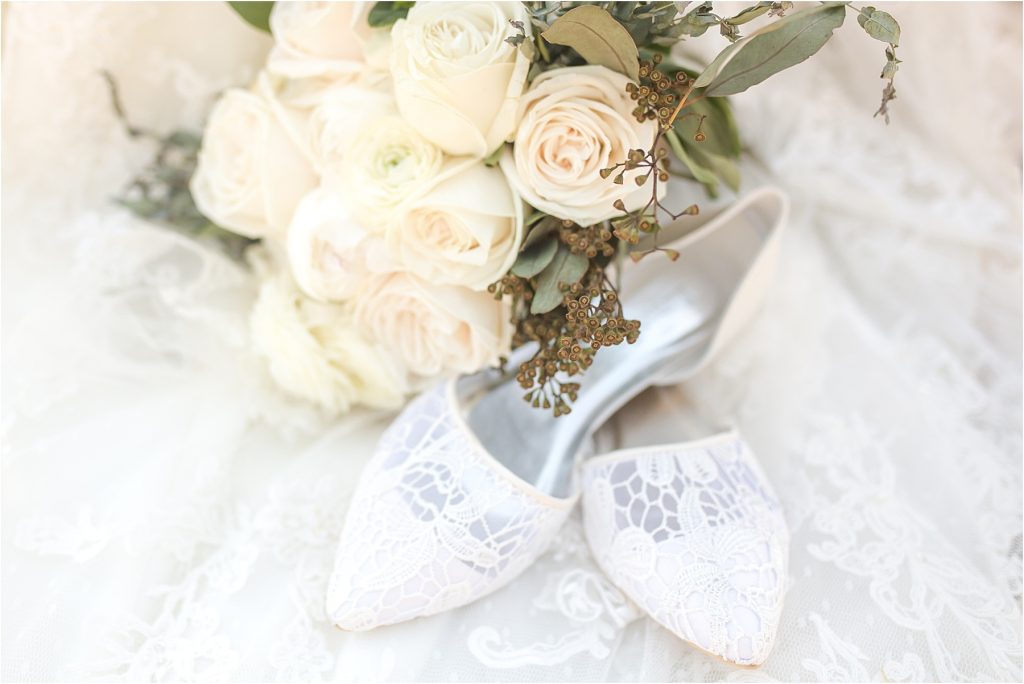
[{"xmin": 606, "ymin": 53, "xmax": 707, "ymax": 260}]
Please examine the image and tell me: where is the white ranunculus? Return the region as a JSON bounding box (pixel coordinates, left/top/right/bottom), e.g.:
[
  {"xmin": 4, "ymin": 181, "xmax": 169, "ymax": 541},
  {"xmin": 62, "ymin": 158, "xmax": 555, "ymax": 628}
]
[
  {"xmin": 251, "ymin": 270, "xmax": 407, "ymax": 414},
  {"xmin": 354, "ymin": 273, "xmax": 511, "ymax": 379},
  {"xmin": 339, "ymin": 115, "xmax": 445, "ymax": 227},
  {"xmin": 191, "ymin": 88, "xmax": 317, "ymax": 239},
  {"xmin": 286, "ymin": 186, "xmax": 377, "ymax": 302},
  {"xmin": 501, "ymin": 65, "xmax": 662, "ymax": 226},
  {"xmin": 268, "ymin": 2, "xmax": 368, "ymax": 81},
  {"xmin": 390, "ymin": 2, "xmax": 531, "ymax": 157},
  {"xmin": 308, "ymin": 86, "xmax": 397, "ymax": 175},
  {"xmin": 387, "ymin": 163, "xmax": 524, "ymax": 291}
]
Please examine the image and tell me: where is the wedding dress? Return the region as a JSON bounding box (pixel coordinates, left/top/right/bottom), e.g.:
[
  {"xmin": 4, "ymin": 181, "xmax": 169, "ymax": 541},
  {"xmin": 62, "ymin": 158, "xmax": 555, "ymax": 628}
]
[{"xmin": 2, "ymin": 2, "xmax": 1021, "ymax": 682}]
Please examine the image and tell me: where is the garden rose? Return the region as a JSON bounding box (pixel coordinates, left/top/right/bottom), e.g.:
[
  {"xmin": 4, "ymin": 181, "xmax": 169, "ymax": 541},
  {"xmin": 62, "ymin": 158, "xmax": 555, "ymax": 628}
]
[
  {"xmin": 354, "ymin": 272, "xmax": 511, "ymax": 379},
  {"xmin": 251, "ymin": 271, "xmax": 407, "ymax": 414},
  {"xmin": 191, "ymin": 88, "xmax": 317, "ymax": 239},
  {"xmin": 501, "ymin": 65, "xmax": 661, "ymax": 226},
  {"xmin": 339, "ymin": 115, "xmax": 445, "ymax": 227},
  {"xmin": 389, "ymin": 2, "xmax": 531, "ymax": 157},
  {"xmin": 268, "ymin": 2, "xmax": 369, "ymax": 81},
  {"xmin": 286, "ymin": 187, "xmax": 377, "ymax": 302},
  {"xmin": 386, "ymin": 163, "xmax": 523, "ymax": 291},
  {"xmin": 308, "ymin": 86, "xmax": 397, "ymax": 175}
]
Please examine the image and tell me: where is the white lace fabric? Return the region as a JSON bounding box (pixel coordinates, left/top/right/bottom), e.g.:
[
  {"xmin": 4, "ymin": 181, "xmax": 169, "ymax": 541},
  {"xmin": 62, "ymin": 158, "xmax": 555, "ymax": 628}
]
[
  {"xmin": 581, "ymin": 432, "xmax": 788, "ymax": 666},
  {"xmin": 327, "ymin": 382, "xmax": 575, "ymax": 631},
  {"xmin": 2, "ymin": 2, "xmax": 1021, "ymax": 682}
]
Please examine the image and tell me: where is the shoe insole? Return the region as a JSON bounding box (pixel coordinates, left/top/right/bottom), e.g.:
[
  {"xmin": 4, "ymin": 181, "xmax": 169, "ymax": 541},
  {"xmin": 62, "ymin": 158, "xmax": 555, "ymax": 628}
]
[{"xmin": 461, "ymin": 197, "xmax": 773, "ymax": 498}]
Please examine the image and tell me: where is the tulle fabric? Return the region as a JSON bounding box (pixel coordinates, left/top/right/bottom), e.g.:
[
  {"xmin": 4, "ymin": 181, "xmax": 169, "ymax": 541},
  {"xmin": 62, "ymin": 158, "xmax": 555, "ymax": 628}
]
[{"xmin": 2, "ymin": 2, "xmax": 1021, "ymax": 681}]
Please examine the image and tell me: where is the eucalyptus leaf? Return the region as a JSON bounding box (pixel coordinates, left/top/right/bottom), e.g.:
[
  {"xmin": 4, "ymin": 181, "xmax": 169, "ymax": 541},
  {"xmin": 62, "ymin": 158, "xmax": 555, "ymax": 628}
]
[
  {"xmin": 667, "ymin": 130, "xmax": 719, "ymax": 196},
  {"xmin": 531, "ymin": 246, "xmax": 588, "ymax": 314},
  {"xmin": 679, "ymin": 2, "xmax": 718, "ymax": 38},
  {"xmin": 728, "ymin": 3, "xmax": 772, "ymax": 26},
  {"xmin": 525, "ymin": 211, "xmax": 548, "ymax": 228},
  {"xmin": 511, "ymin": 236, "xmax": 559, "ymax": 278},
  {"xmin": 367, "ymin": 1, "xmax": 414, "ymax": 28},
  {"xmin": 693, "ymin": 27, "xmax": 757, "ymax": 88},
  {"xmin": 881, "ymin": 45, "xmax": 901, "ymax": 80},
  {"xmin": 228, "ymin": 2, "xmax": 274, "ymax": 33},
  {"xmin": 702, "ymin": 151, "xmax": 742, "ymax": 192},
  {"xmin": 857, "ymin": 6, "xmax": 900, "ymax": 46},
  {"xmin": 673, "ymin": 95, "xmax": 741, "ymax": 158},
  {"xmin": 703, "ymin": 3, "xmax": 846, "ymax": 97},
  {"xmin": 542, "ymin": 5, "xmax": 640, "ymax": 81},
  {"xmin": 521, "ymin": 217, "xmax": 557, "ymax": 250}
]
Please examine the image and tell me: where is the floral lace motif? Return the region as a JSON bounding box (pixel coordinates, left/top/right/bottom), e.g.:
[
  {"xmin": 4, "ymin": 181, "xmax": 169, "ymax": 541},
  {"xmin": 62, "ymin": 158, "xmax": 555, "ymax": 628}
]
[
  {"xmin": 326, "ymin": 382, "xmax": 576, "ymax": 630},
  {"xmin": 580, "ymin": 433, "xmax": 788, "ymax": 666}
]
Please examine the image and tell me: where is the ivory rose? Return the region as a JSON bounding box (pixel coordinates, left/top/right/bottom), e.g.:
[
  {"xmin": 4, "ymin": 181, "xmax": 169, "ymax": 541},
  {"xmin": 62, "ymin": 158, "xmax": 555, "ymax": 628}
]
[
  {"xmin": 386, "ymin": 163, "xmax": 524, "ymax": 291},
  {"xmin": 307, "ymin": 86, "xmax": 397, "ymax": 175},
  {"xmin": 268, "ymin": 2, "xmax": 369, "ymax": 81},
  {"xmin": 339, "ymin": 115, "xmax": 445, "ymax": 227},
  {"xmin": 389, "ymin": 2, "xmax": 531, "ymax": 157},
  {"xmin": 286, "ymin": 187, "xmax": 378, "ymax": 302},
  {"xmin": 250, "ymin": 270, "xmax": 407, "ymax": 414},
  {"xmin": 354, "ymin": 273, "xmax": 511, "ymax": 379},
  {"xmin": 191, "ymin": 88, "xmax": 317, "ymax": 239},
  {"xmin": 501, "ymin": 65, "xmax": 662, "ymax": 226}
]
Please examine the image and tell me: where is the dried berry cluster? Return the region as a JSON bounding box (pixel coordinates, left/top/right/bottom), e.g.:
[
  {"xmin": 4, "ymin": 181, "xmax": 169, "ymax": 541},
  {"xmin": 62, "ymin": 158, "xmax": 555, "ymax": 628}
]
[
  {"xmin": 605, "ymin": 55, "xmax": 703, "ymax": 259},
  {"xmin": 559, "ymin": 220, "xmax": 615, "ymax": 258},
  {"xmin": 628, "ymin": 54, "xmax": 695, "ymax": 129},
  {"xmin": 509, "ymin": 269, "xmax": 640, "ymax": 416}
]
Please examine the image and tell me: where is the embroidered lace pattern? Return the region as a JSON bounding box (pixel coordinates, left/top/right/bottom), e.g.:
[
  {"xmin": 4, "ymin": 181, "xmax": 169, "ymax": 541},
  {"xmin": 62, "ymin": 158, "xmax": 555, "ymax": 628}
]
[
  {"xmin": 581, "ymin": 433, "xmax": 788, "ymax": 665},
  {"xmin": 326, "ymin": 383, "xmax": 576, "ymax": 630}
]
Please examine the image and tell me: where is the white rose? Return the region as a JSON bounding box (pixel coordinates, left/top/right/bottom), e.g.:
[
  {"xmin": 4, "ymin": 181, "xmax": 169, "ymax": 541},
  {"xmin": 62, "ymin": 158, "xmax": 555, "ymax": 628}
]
[
  {"xmin": 354, "ymin": 273, "xmax": 511, "ymax": 379},
  {"xmin": 339, "ymin": 115, "xmax": 445, "ymax": 227},
  {"xmin": 268, "ymin": 2, "xmax": 369, "ymax": 80},
  {"xmin": 308, "ymin": 86, "xmax": 397, "ymax": 175},
  {"xmin": 251, "ymin": 270, "xmax": 407, "ymax": 414},
  {"xmin": 286, "ymin": 186, "xmax": 378, "ymax": 302},
  {"xmin": 191, "ymin": 88, "xmax": 317, "ymax": 239},
  {"xmin": 386, "ymin": 162, "xmax": 524, "ymax": 291},
  {"xmin": 390, "ymin": 2, "xmax": 531, "ymax": 157},
  {"xmin": 501, "ymin": 65, "xmax": 662, "ymax": 226}
]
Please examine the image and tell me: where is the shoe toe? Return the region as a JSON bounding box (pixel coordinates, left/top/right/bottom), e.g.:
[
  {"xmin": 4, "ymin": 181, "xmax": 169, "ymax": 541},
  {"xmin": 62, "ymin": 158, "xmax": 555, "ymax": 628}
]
[
  {"xmin": 327, "ymin": 381, "xmax": 576, "ymax": 630},
  {"xmin": 581, "ymin": 431, "xmax": 788, "ymax": 666}
]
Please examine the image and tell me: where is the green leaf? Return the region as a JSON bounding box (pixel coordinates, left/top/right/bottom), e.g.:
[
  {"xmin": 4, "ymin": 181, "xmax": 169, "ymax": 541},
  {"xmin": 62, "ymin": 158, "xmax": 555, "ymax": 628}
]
[
  {"xmin": 367, "ymin": 1, "xmax": 414, "ymax": 28},
  {"xmin": 667, "ymin": 130, "xmax": 719, "ymax": 197},
  {"xmin": 520, "ymin": 217, "xmax": 557, "ymax": 250},
  {"xmin": 881, "ymin": 45, "xmax": 901, "ymax": 80},
  {"xmin": 692, "ymin": 21, "xmax": 775, "ymax": 90},
  {"xmin": 511, "ymin": 236, "xmax": 559, "ymax": 278},
  {"xmin": 857, "ymin": 6, "xmax": 900, "ymax": 46},
  {"xmin": 728, "ymin": 3, "xmax": 773, "ymax": 26},
  {"xmin": 678, "ymin": 2, "xmax": 719, "ymax": 38},
  {"xmin": 524, "ymin": 211, "xmax": 547, "ymax": 228},
  {"xmin": 542, "ymin": 5, "xmax": 640, "ymax": 81},
  {"xmin": 531, "ymin": 245, "xmax": 588, "ymax": 314},
  {"xmin": 482, "ymin": 145, "xmax": 504, "ymax": 167},
  {"xmin": 704, "ymin": 3, "xmax": 846, "ymax": 97},
  {"xmin": 703, "ymin": 151, "xmax": 742, "ymax": 192},
  {"xmin": 228, "ymin": 2, "xmax": 274, "ymax": 33},
  {"xmin": 673, "ymin": 96, "xmax": 741, "ymax": 159}
]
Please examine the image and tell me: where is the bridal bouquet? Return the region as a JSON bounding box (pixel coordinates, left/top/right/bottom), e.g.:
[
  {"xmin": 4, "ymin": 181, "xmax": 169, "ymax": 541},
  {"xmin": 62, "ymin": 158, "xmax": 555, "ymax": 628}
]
[{"xmin": 119, "ymin": 1, "xmax": 900, "ymax": 417}]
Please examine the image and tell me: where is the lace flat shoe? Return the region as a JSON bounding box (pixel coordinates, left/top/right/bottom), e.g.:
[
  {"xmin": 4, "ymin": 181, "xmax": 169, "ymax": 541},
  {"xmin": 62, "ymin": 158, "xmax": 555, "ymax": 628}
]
[
  {"xmin": 580, "ymin": 432, "xmax": 788, "ymax": 667},
  {"xmin": 327, "ymin": 187, "xmax": 789, "ymax": 631}
]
